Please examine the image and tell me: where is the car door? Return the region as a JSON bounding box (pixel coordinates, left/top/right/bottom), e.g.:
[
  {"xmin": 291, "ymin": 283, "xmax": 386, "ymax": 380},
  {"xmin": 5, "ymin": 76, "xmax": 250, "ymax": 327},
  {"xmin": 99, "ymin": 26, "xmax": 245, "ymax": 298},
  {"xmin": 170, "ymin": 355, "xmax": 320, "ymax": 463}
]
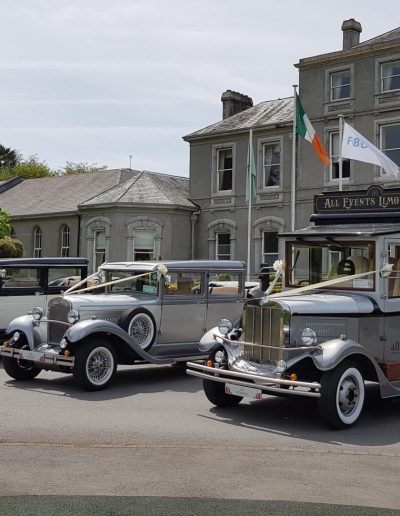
[
  {"xmin": 205, "ymin": 270, "xmax": 246, "ymax": 330},
  {"xmin": 157, "ymin": 271, "xmax": 206, "ymax": 353},
  {"xmin": 0, "ymin": 266, "xmax": 46, "ymax": 333},
  {"xmin": 383, "ymin": 238, "xmax": 400, "ymax": 362}
]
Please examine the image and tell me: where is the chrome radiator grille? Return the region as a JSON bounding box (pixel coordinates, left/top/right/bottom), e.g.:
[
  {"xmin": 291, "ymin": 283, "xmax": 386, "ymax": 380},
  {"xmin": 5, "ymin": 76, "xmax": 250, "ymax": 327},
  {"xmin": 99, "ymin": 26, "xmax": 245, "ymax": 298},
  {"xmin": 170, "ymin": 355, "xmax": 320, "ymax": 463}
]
[
  {"xmin": 242, "ymin": 303, "xmax": 287, "ymax": 363},
  {"xmin": 47, "ymin": 297, "xmax": 71, "ymax": 344}
]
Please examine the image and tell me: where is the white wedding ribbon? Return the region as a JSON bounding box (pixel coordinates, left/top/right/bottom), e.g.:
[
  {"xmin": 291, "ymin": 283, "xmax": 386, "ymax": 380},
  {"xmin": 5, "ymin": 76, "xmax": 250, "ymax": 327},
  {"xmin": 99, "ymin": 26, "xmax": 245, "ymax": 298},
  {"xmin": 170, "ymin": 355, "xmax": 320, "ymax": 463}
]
[
  {"xmin": 267, "ymin": 263, "xmax": 393, "ymax": 299},
  {"xmin": 65, "ymin": 264, "xmax": 169, "ymax": 296}
]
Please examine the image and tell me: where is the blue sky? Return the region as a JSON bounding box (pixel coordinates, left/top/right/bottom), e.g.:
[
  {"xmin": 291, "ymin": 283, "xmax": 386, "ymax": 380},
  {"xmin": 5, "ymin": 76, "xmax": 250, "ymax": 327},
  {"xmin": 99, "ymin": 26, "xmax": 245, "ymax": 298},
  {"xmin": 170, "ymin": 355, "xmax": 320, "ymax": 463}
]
[{"xmin": 0, "ymin": 0, "xmax": 398, "ymax": 176}]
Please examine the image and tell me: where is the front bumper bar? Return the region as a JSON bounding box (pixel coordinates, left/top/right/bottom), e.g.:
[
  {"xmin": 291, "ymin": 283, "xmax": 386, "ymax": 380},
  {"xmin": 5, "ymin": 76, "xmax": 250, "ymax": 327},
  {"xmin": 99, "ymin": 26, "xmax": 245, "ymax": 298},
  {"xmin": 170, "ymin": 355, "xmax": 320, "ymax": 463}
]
[
  {"xmin": 187, "ymin": 361, "xmax": 321, "ymax": 398},
  {"xmin": 0, "ymin": 345, "xmax": 75, "ymax": 368}
]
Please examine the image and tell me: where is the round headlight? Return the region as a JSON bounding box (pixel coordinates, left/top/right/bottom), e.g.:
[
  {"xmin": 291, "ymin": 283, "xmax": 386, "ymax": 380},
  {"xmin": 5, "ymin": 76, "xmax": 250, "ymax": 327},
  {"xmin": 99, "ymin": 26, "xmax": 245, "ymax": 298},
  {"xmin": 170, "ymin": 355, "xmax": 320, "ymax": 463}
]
[
  {"xmin": 218, "ymin": 318, "xmax": 233, "ymax": 336},
  {"xmin": 60, "ymin": 338, "xmax": 68, "ymax": 350},
  {"xmin": 67, "ymin": 310, "xmax": 80, "ymax": 324},
  {"xmin": 32, "ymin": 307, "xmax": 44, "ymax": 321},
  {"xmin": 301, "ymin": 327, "xmax": 317, "ymax": 346}
]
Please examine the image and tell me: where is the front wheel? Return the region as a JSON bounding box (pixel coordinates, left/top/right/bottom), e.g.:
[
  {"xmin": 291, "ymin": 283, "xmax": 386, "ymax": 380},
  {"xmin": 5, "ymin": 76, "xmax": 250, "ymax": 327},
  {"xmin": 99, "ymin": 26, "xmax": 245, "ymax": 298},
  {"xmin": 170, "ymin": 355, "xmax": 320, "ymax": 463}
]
[
  {"xmin": 2, "ymin": 341, "xmax": 42, "ymax": 381},
  {"xmin": 318, "ymin": 361, "xmax": 365, "ymax": 429},
  {"xmin": 203, "ymin": 379, "xmax": 243, "ymax": 407},
  {"xmin": 73, "ymin": 339, "xmax": 117, "ymax": 391}
]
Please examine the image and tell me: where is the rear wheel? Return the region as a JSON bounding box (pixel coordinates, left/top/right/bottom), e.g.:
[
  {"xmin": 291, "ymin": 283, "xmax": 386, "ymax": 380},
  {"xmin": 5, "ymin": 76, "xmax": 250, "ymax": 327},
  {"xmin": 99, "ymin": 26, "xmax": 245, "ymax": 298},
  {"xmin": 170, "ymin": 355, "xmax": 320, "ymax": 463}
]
[
  {"xmin": 73, "ymin": 339, "xmax": 116, "ymax": 391},
  {"xmin": 318, "ymin": 360, "xmax": 365, "ymax": 429},
  {"xmin": 2, "ymin": 341, "xmax": 41, "ymax": 381}
]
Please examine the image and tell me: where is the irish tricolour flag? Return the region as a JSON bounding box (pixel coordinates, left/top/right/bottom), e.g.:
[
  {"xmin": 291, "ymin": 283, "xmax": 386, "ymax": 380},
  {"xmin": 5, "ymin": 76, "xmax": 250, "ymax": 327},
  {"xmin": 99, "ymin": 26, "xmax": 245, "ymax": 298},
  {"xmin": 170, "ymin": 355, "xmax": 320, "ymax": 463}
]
[{"xmin": 296, "ymin": 93, "xmax": 330, "ymax": 167}]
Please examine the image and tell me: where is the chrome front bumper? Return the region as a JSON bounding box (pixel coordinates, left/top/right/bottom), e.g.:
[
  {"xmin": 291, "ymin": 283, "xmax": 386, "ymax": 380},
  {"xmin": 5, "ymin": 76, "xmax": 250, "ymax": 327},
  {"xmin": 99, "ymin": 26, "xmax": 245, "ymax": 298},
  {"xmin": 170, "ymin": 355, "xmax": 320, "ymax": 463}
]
[
  {"xmin": 0, "ymin": 345, "xmax": 75, "ymax": 368},
  {"xmin": 186, "ymin": 361, "xmax": 321, "ymax": 398}
]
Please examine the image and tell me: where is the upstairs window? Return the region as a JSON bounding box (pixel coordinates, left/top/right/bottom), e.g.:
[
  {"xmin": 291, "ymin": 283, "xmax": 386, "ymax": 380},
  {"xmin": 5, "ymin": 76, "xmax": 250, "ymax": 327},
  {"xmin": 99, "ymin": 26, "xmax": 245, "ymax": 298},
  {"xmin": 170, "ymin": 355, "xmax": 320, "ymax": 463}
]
[
  {"xmin": 216, "ymin": 233, "xmax": 231, "ymax": 260},
  {"xmin": 263, "ymin": 142, "xmax": 280, "ymax": 187},
  {"xmin": 217, "ymin": 148, "xmax": 233, "ymax": 191},
  {"xmin": 60, "ymin": 224, "xmax": 70, "ymax": 257},
  {"xmin": 33, "ymin": 226, "xmax": 42, "ymax": 258},
  {"xmin": 330, "ymin": 70, "xmax": 351, "ymax": 100},
  {"xmin": 381, "ymin": 60, "xmax": 400, "ymax": 92},
  {"xmin": 329, "ymin": 132, "xmax": 350, "ymax": 181},
  {"xmin": 380, "ymin": 123, "xmax": 400, "ymax": 172}
]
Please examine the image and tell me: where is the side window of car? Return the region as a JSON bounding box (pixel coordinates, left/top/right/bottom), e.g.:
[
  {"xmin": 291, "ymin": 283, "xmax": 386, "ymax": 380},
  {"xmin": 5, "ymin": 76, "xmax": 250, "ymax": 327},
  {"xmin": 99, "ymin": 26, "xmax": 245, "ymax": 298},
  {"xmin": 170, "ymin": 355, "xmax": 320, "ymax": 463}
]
[
  {"xmin": 1, "ymin": 267, "xmax": 42, "ymax": 290},
  {"xmin": 163, "ymin": 272, "xmax": 202, "ymax": 295},
  {"xmin": 47, "ymin": 267, "xmax": 84, "ymax": 289},
  {"xmin": 208, "ymin": 272, "xmax": 241, "ymax": 296}
]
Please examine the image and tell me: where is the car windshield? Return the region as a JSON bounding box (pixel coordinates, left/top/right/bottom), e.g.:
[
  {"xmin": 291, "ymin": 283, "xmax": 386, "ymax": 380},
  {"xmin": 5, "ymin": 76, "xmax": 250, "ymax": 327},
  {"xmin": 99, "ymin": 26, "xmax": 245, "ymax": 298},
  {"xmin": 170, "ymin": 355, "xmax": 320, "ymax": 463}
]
[
  {"xmin": 103, "ymin": 270, "xmax": 158, "ymax": 295},
  {"xmin": 286, "ymin": 240, "xmax": 375, "ymax": 291}
]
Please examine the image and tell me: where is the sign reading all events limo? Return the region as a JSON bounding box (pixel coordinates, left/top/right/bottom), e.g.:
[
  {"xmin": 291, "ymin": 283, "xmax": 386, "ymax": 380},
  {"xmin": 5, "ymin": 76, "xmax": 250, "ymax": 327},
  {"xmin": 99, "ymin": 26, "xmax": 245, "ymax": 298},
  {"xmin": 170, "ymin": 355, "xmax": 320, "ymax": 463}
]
[{"xmin": 315, "ymin": 185, "xmax": 400, "ymax": 213}]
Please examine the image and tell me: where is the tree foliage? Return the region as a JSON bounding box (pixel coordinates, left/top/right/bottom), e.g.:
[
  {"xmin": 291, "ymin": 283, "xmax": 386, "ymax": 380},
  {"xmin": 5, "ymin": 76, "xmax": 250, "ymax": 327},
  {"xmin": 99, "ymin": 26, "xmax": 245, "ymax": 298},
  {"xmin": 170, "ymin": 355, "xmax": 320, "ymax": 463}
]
[
  {"xmin": 0, "ymin": 208, "xmax": 11, "ymax": 240},
  {"xmin": 0, "ymin": 236, "xmax": 24, "ymax": 258},
  {"xmin": 0, "ymin": 154, "xmax": 53, "ymax": 181},
  {"xmin": 0, "ymin": 144, "xmax": 19, "ymax": 168},
  {"xmin": 60, "ymin": 161, "xmax": 108, "ymax": 175}
]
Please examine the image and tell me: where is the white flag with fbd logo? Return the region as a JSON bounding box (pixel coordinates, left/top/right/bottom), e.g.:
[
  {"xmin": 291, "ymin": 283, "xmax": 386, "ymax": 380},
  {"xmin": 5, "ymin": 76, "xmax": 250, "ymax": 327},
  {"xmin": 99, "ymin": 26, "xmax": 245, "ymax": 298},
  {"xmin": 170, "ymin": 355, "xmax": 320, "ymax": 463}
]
[{"xmin": 341, "ymin": 122, "xmax": 399, "ymax": 176}]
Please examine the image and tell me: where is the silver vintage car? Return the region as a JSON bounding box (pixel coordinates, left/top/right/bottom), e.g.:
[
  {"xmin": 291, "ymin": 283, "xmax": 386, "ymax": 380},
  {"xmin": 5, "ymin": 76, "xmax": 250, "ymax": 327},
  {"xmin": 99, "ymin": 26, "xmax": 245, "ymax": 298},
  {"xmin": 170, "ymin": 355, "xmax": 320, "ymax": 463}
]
[
  {"xmin": 0, "ymin": 260, "xmax": 246, "ymax": 390},
  {"xmin": 187, "ymin": 186, "xmax": 400, "ymax": 429}
]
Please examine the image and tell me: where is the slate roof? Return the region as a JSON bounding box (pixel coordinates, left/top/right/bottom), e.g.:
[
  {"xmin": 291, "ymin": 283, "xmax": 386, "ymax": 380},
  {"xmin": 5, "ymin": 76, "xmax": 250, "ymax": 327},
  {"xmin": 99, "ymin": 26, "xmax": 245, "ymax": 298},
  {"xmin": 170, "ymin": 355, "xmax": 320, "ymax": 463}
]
[
  {"xmin": 80, "ymin": 170, "xmax": 195, "ymax": 209},
  {"xmin": 355, "ymin": 26, "xmax": 400, "ymax": 48},
  {"xmin": 0, "ymin": 169, "xmax": 195, "ymax": 217},
  {"xmin": 183, "ymin": 97, "xmax": 293, "ymax": 140}
]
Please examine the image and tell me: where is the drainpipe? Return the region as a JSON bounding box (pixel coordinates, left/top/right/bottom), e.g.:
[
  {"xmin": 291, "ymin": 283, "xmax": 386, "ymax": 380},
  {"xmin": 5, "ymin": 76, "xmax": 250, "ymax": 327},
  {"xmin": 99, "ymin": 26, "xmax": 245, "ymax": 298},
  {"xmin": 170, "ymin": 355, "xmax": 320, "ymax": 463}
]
[
  {"xmin": 77, "ymin": 214, "xmax": 81, "ymax": 256},
  {"xmin": 190, "ymin": 211, "xmax": 200, "ymax": 259}
]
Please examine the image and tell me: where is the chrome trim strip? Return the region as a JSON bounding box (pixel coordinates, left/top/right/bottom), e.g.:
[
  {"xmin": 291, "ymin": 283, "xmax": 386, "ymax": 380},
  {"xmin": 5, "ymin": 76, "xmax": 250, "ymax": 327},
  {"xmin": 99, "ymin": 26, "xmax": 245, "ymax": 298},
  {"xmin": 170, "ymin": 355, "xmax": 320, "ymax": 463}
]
[
  {"xmin": 187, "ymin": 369, "xmax": 320, "ymax": 398},
  {"xmin": 215, "ymin": 334, "xmax": 322, "ymax": 352},
  {"xmin": 187, "ymin": 361, "xmax": 321, "ymax": 391},
  {"xmin": 0, "ymin": 346, "xmax": 75, "ymax": 367}
]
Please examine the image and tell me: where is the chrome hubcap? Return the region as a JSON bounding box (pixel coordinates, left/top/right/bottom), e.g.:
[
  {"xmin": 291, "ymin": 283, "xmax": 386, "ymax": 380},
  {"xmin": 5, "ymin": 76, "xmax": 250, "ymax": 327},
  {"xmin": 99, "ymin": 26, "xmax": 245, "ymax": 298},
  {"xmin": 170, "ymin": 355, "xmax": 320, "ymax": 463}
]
[
  {"xmin": 338, "ymin": 376, "xmax": 359, "ymax": 416},
  {"xmin": 86, "ymin": 348, "xmax": 113, "ymax": 385}
]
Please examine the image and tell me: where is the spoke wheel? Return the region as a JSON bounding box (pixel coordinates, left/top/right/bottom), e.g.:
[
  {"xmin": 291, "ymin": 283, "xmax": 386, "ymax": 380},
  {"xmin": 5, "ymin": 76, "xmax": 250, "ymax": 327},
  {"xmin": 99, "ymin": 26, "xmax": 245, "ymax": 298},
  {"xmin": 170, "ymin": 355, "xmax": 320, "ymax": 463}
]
[
  {"xmin": 319, "ymin": 360, "xmax": 365, "ymax": 429},
  {"xmin": 118, "ymin": 308, "xmax": 156, "ymax": 351},
  {"xmin": 73, "ymin": 339, "xmax": 116, "ymax": 391}
]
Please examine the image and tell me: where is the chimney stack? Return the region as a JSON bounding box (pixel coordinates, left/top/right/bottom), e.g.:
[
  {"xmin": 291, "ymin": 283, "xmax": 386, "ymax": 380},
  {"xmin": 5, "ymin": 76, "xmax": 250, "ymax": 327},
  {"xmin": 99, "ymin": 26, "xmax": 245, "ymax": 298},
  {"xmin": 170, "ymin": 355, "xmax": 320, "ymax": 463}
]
[
  {"xmin": 221, "ymin": 90, "xmax": 253, "ymax": 120},
  {"xmin": 341, "ymin": 18, "xmax": 362, "ymax": 50}
]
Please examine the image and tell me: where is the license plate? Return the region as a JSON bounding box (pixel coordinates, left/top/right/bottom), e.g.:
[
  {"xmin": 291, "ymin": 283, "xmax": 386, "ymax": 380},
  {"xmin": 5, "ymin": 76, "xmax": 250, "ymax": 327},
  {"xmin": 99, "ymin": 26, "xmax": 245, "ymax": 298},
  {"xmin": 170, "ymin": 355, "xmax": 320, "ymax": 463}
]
[
  {"xmin": 18, "ymin": 350, "xmax": 46, "ymax": 362},
  {"xmin": 225, "ymin": 383, "xmax": 262, "ymax": 400}
]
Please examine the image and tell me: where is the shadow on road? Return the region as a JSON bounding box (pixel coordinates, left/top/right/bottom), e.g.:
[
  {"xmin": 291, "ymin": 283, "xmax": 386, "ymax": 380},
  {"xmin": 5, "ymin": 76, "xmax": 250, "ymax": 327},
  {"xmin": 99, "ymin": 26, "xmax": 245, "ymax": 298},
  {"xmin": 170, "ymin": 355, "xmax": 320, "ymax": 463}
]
[
  {"xmin": 198, "ymin": 383, "xmax": 400, "ymax": 447},
  {"xmin": 0, "ymin": 360, "xmax": 200, "ymax": 400}
]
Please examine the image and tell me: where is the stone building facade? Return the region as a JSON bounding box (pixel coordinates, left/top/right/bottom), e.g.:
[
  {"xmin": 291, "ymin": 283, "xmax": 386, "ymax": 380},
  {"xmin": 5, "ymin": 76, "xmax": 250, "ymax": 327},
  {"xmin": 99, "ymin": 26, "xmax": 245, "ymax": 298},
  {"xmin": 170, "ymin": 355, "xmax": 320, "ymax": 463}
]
[{"xmin": 184, "ymin": 19, "xmax": 400, "ymax": 275}]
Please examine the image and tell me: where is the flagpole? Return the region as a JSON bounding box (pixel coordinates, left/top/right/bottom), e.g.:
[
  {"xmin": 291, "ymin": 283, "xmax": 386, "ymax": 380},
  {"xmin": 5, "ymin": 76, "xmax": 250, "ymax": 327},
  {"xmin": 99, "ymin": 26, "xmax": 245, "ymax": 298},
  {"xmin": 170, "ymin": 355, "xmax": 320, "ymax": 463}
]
[
  {"xmin": 247, "ymin": 129, "xmax": 253, "ymax": 282},
  {"xmin": 338, "ymin": 114, "xmax": 344, "ymax": 191},
  {"xmin": 291, "ymin": 85, "xmax": 298, "ymax": 232}
]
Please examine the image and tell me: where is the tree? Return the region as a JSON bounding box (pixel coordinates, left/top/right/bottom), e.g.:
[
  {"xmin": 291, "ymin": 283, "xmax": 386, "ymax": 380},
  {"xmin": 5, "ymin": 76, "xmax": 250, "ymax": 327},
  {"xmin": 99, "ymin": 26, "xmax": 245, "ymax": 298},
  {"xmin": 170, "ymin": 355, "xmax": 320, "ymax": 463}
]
[
  {"xmin": 0, "ymin": 208, "xmax": 11, "ymax": 239},
  {"xmin": 60, "ymin": 161, "xmax": 108, "ymax": 175},
  {"xmin": 0, "ymin": 236, "xmax": 24, "ymax": 258},
  {"xmin": 0, "ymin": 154, "xmax": 53, "ymax": 181},
  {"xmin": 0, "ymin": 144, "xmax": 19, "ymax": 169}
]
